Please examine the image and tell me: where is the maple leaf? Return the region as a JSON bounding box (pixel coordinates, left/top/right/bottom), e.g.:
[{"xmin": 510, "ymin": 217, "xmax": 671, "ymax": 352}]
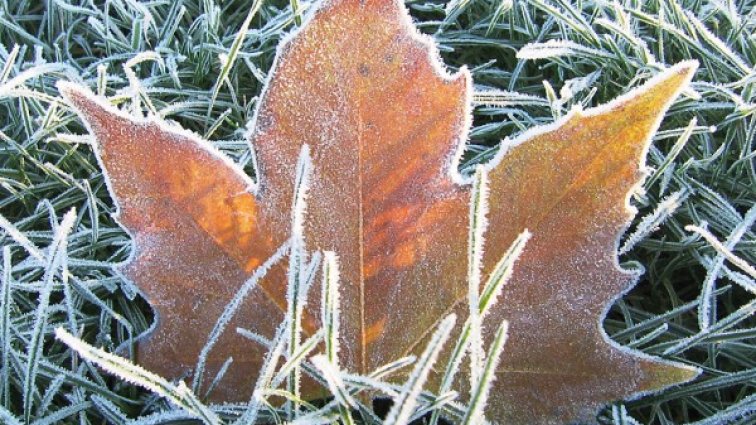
[{"xmin": 58, "ymin": 0, "xmax": 701, "ymax": 422}]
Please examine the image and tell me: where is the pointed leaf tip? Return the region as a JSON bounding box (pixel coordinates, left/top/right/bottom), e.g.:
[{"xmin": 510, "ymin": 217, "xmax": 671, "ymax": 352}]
[
  {"xmin": 640, "ymin": 358, "xmax": 701, "ymax": 393},
  {"xmin": 58, "ymin": 81, "xmax": 122, "ymax": 133},
  {"xmin": 609, "ymin": 61, "xmax": 698, "ymax": 121}
]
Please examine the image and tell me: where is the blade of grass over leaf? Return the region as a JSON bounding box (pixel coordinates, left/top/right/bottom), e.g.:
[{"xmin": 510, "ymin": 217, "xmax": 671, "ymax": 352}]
[
  {"xmin": 430, "ymin": 229, "xmax": 529, "ymax": 425},
  {"xmin": 192, "ymin": 240, "xmax": 291, "ymax": 393},
  {"xmin": 286, "ymin": 144, "xmax": 313, "ymax": 418},
  {"xmin": 322, "ymin": 251, "xmax": 342, "ymax": 364},
  {"xmin": 311, "ymin": 354, "xmax": 356, "ymax": 410},
  {"xmin": 204, "ymin": 357, "xmax": 234, "ymax": 400},
  {"xmin": 461, "ymin": 321, "xmax": 508, "ymax": 425},
  {"xmin": 273, "ymin": 329, "xmax": 325, "ymax": 388},
  {"xmin": 477, "ymin": 230, "xmax": 531, "ymax": 318},
  {"xmin": 467, "ymin": 166, "xmax": 489, "ymax": 391},
  {"xmin": 233, "ymin": 324, "xmax": 288, "ymax": 425},
  {"xmin": 384, "ymin": 315, "xmax": 456, "ymax": 425}
]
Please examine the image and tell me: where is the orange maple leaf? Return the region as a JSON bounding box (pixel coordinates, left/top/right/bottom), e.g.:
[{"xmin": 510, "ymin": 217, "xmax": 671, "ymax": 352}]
[{"xmin": 58, "ymin": 0, "xmax": 700, "ymax": 422}]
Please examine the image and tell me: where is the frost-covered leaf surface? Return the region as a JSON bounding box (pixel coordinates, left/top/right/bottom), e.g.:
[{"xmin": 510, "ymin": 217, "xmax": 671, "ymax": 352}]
[
  {"xmin": 57, "ymin": 0, "xmax": 702, "ymax": 423},
  {"xmin": 1, "ymin": 0, "xmax": 754, "ymax": 424}
]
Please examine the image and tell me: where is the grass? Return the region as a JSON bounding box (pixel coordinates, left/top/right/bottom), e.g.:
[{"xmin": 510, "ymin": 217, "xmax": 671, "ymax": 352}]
[{"xmin": 0, "ymin": 0, "xmax": 754, "ymax": 423}]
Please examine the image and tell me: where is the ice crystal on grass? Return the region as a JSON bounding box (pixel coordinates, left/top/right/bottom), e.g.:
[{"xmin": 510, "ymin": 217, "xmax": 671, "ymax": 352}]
[
  {"xmin": 56, "ymin": 327, "xmax": 221, "ymax": 425},
  {"xmin": 383, "ymin": 315, "xmax": 457, "ymax": 425},
  {"xmin": 24, "ymin": 208, "xmax": 76, "ymax": 423}
]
